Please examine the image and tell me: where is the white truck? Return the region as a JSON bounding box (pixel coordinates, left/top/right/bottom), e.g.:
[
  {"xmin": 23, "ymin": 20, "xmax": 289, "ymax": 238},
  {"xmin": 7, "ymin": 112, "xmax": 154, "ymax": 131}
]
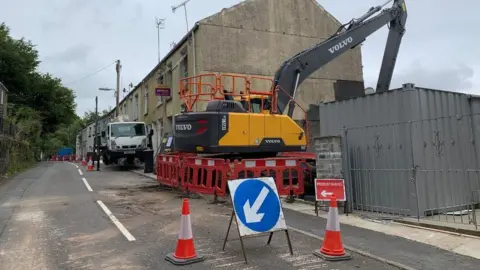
[{"xmin": 100, "ymin": 115, "xmax": 149, "ymax": 166}]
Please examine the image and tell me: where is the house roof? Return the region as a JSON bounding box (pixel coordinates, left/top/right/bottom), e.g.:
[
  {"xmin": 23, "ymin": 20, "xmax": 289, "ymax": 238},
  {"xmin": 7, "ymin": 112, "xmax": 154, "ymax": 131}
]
[
  {"xmin": 308, "ymin": 0, "xmax": 342, "ymax": 26},
  {"xmin": 0, "ymin": 81, "xmax": 8, "ymax": 92},
  {"xmin": 112, "ymin": 22, "xmax": 200, "ymax": 114},
  {"xmin": 199, "ymin": 0, "xmax": 342, "ymax": 27}
]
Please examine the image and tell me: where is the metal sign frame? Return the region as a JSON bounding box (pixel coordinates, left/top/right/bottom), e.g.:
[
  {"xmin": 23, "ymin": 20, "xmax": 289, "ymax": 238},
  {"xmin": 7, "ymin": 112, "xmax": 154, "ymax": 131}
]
[{"xmin": 223, "ymin": 177, "xmax": 293, "ymax": 264}]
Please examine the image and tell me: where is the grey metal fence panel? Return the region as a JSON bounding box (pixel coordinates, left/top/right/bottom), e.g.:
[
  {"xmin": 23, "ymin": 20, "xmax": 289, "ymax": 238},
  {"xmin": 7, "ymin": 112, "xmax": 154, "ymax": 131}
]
[
  {"xmin": 346, "ymin": 122, "xmax": 415, "ymax": 216},
  {"xmin": 468, "ymin": 98, "xmax": 480, "ymax": 197},
  {"xmin": 319, "ymin": 85, "xmax": 479, "ymax": 228},
  {"xmin": 411, "ymin": 115, "xmax": 478, "ymax": 217}
]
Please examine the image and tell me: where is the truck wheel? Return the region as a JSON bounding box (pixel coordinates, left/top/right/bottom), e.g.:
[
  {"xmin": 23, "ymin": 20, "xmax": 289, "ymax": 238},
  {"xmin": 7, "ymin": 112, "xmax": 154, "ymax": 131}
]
[{"xmin": 126, "ymin": 156, "xmax": 135, "ymax": 164}]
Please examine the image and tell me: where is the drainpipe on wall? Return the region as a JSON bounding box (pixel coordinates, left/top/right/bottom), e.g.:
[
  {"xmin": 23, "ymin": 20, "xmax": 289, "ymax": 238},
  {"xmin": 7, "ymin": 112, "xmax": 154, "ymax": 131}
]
[
  {"xmin": 192, "ymin": 26, "xmax": 196, "ymax": 77},
  {"xmin": 191, "ymin": 24, "xmax": 197, "ymax": 113}
]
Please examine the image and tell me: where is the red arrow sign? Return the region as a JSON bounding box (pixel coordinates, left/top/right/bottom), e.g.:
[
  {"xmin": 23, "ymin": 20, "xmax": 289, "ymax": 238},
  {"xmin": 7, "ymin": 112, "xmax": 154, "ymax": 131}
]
[{"xmin": 315, "ymin": 179, "xmax": 346, "ymax": 201}]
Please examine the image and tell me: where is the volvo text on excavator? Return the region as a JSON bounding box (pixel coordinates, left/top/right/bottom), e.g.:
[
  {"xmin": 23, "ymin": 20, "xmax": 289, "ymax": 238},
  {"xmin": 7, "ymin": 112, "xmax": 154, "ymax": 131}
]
[{"xmin": 174, "ymin": 0, "xmax": 408, "ymax": 157}]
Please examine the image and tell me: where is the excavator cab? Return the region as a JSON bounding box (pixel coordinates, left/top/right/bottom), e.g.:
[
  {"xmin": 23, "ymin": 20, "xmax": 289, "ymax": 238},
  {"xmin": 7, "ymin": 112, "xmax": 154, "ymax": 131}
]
[
  {"xmin": 229, "ymin": 92, "xmax": 271, "ymax": 114},
  {"xmin": 249, "ymin": 95, "xmax": 271, "ymax": 114},
  {"xmin": 174, "ymin": 74, "xmax": 307, "ymax": 155}
]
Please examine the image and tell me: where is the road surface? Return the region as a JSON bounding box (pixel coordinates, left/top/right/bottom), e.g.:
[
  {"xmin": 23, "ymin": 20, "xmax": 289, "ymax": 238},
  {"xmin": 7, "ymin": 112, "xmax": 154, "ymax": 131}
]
[{"xmin": 0, "ymin": 162, "xmax": 414, "ymax": 269}]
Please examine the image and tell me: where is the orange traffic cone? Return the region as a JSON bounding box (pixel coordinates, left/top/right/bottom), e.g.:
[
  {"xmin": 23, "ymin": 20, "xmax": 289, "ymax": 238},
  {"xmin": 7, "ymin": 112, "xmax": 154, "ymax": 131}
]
[
  {"xmin": 313, "ymin": 195, "xmax": 352, "ymax": 261},
  {"xmin": 165, "ymin": 198, "xmax": 204, "ymax": 265},
  {"xmin": 81, "ymin": 156, "xmax": 87, "ymax": 166},
  {"xmin": 87, "ymin": 157, "xmax": 93, "ymax": 171}
]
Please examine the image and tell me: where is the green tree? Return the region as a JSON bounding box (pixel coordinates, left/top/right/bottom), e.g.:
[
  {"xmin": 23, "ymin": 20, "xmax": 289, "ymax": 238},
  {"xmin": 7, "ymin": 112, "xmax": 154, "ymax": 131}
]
[
  {"xmin": 82, "ymin": 108, "xmax": 110, "ymax": 125},
  {"xmin": 0, "ymin": 23, "xmax": 77, "ymax": 135},
  {"xmin": 0, "ymin": 23, "xmax": 39, "ymax": 107},
  {"xmin": 7, "ymin": 105, "xmax": 42, "ymax": 141},
  {"xmin": 0, "ymin": 22, "xmax": 79, "ymax": 165}
]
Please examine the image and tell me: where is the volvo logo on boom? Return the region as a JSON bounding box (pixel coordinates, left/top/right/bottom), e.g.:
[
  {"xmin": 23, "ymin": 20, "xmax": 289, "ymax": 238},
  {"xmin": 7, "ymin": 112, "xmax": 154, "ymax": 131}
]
[
  {"xmin": 328, "ymin": 37, "xmax": 353, "ymax": 54},
  {"xmin": 175, "ymin": 124, "xmax": 192, "ymax": 131}
]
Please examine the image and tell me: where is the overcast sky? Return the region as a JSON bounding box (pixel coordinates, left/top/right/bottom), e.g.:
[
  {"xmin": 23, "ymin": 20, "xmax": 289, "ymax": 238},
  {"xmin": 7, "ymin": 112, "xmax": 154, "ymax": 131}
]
[{"xmin": 1, "ymin": 0, "xmax": 478, "ymax": 115}]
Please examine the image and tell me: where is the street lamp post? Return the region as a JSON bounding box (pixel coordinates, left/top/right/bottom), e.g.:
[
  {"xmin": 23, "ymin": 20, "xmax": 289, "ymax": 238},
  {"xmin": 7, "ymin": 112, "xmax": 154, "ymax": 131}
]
[
  {"xmin": 115, "ymin": 60, "xmax": 121, "ymax": 117},
  {"xmin": 99, "ymin": 59, "xmax": 121, "ymax": 117},
  {"xmin": 95, "ymin": 96, "xmax": 100, "ymax": 171},
  {"xmin": 99, "ymin": 87, "xmax": 115, "ymax": 92},
  {"xmin": 99, "ymin": 87, "xmax": 117, "ymax": 116}
]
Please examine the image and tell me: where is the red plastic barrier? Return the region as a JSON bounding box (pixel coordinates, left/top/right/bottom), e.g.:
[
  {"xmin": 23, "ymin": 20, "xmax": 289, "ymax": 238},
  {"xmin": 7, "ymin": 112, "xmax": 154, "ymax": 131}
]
[
  {"xmin": 155, "ymin": 154, "xmax": 305, "ymax": 197},
  {"xmin": 181, "ymin": 156, "xmax": 230, "ymax": 196},
  {"xmin": 231, "ymin": 157, "xmax": 305, "ymax": 196},
  {"xmin": 156, "ymin": 155, "xmax": 181, "ymax": 187}
]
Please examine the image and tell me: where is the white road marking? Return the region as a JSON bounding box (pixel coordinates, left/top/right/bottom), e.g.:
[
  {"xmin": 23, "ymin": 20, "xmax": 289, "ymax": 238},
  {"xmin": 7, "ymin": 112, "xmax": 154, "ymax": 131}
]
[
  {"xmin": 81, "ymin": 178, "xmax": 93, "ymax": 192},
  {"xmin": 96, "ymin": 200, "xmax": 136, "ymax": 241},
  {"xmin": 74, "ymin": 164, "xmax": 79, "ymax": 168},
  {"xmin": 78, "ymin": 169, "xmax": 83, "ymax": 176}
]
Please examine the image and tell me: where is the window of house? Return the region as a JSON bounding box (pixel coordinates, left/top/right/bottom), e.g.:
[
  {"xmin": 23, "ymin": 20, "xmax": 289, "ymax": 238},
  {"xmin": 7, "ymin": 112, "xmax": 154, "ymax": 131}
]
[
  {"xmin": 129, "ymin": 97, "xmax": 133, "ymax": 118},
  {"xmin": 181, "ymin": 54, "xmax": 188, "ymax": 78},
  {"xmin": 134, "ymin": 94, "xmax": 139, "ymax": 120},
  {"xmin": 166, "ymin": 62, "xmax": 173, "ymax": 88},
  {"xmin": 144, "ymin": 84, "xmax": 149, "ymax": 115},
  {"xmin": 157, "ymin": 120, "xmax": 163, "ymax": 142},
  {"xmin": 157, "ymin": 73, "xmax": 165, "ymax": 106},
  {"xmin": 166, "ymin": 63, "xmax": 173, "ymax": 101},
  {"xmin": 89, "ymin": 127, "xmax": 92, "ymax": 137},
  {"xmin": 0, "ymin": 90, "xmax": 3, "ymax": 105}
]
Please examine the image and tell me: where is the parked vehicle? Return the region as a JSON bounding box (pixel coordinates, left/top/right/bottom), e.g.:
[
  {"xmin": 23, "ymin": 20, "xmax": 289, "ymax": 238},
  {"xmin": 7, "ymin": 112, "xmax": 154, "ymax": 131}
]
[{"xmin": 100, "ymin": 115, "xmax": 149, "ymax": 166}]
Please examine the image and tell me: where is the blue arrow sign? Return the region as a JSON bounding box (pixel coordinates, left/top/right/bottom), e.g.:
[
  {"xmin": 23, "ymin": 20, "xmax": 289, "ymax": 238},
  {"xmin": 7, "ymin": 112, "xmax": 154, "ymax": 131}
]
[{"xmin": 232, "ymin": 178, "xmax": 281, "ymax": 233}]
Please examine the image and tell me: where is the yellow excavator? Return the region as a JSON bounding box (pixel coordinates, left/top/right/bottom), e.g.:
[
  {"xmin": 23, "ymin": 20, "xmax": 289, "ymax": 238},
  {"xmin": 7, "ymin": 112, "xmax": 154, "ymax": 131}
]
[{"xmin": 173, "ymin": 0, "xmax": 408, "ymax": 157}]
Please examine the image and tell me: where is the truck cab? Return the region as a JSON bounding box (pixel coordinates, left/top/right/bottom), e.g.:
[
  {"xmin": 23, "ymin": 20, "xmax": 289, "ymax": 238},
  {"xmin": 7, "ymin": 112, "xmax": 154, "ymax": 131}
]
[{"xmin": 101, "ymin": 120, "xmax": 148, "ymax": 165}]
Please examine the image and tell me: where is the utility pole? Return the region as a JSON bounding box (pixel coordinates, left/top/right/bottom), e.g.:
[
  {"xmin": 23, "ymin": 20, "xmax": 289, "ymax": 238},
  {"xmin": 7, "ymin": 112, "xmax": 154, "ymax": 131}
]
[
  {"xmin": 115, "ymin": 60, "xmax": 121, "ymax": 117},
  {"xmin": 155, "ymin": 18, "xmax": 165, "ymax": 63},
  {"xmin": 95, "ymin": 96, "xmax": 100, "ymax": 171}
]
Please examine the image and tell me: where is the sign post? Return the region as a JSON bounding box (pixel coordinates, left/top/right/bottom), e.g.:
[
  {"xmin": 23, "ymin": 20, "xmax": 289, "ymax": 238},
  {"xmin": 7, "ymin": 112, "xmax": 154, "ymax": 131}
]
[
  {"xmin": 314, "ymin": 179, "xmax": 346, "ymax": 216},
  {"xmin": 223, "ymin": 177, "xmax": 293, "ymax": 264}
]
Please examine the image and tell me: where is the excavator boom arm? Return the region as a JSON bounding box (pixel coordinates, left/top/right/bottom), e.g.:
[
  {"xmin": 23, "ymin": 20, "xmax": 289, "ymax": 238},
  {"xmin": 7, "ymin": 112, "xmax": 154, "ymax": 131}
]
[{"xmin": 272, "ymin": 0, "xmax": 407, "ymax": 117}]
